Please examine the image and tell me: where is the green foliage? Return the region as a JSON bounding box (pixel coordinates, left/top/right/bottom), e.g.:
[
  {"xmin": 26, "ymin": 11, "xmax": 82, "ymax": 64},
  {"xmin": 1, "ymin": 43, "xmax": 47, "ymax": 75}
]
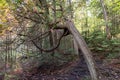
[
  {"xmin": 0, "ymin": 0, "xmax": 8, "ymax": 7},
  {"xmin": 84, "ymin": 30, "xmax": 120, "ymax": 53},
  {"xmin": 106, "ymin": 53, "xmax": 120, "ymax": 59},
  {"xmin": 82, "ymin": 76, "xmax": 91, "ymax": 80}
]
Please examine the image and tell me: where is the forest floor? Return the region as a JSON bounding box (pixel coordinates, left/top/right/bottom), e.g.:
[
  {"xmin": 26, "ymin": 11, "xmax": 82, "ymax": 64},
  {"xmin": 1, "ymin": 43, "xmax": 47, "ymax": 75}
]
[
  {"xmin": 2, "ymin": 53, "xmax": 120, "ymax": 80},
  {"xmin": 10, "ymin": 53, "xmax": 120, "ymax": 80}
]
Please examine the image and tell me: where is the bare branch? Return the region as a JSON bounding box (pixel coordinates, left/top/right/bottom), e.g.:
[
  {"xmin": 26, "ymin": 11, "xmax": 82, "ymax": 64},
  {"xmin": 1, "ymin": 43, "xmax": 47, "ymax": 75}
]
[
  {"xmin": 17, "ymin": 14, "xmax": 41, "ymax": 23},
  {"xmin": 31, "ymin": 31, "xmax": 64, "ymax": 52}
]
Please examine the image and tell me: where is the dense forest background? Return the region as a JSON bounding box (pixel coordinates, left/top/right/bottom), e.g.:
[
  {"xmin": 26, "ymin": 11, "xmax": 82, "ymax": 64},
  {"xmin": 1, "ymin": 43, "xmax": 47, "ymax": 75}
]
[{"xmin": 0, "ymin": 0, "xmax": 120, "ymax": 80}]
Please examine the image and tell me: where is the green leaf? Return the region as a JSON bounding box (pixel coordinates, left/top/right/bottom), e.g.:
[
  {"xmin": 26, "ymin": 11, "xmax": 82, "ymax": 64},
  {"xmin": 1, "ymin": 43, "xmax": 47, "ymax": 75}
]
[{"xmin": 96, "ymin": 47, "xmax": 103, "ymax": 51}]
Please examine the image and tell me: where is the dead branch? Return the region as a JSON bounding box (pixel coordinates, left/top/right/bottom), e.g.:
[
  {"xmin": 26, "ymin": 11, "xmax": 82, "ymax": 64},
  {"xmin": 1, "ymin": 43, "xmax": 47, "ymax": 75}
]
[
  {"xmin": 17, "ymin": 14, "xmax": 41, "ymax": 23},
  {"xmin": 31, "ymin": 31, "xmax": 64, "ymax": 52}
]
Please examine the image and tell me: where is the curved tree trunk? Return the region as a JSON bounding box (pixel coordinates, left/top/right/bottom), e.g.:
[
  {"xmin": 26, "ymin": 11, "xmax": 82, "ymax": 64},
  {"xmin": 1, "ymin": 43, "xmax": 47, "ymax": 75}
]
[
  {"xmin": 66, "ymin": 20, "xmax": 98, "ymax": 80},
  {"xmin": 30, "ymin": 18, "xmax": 98, "ymax": 80}
]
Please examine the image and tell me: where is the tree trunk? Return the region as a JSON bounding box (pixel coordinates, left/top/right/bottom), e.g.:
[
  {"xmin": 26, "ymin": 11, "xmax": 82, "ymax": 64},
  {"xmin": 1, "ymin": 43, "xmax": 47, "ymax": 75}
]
[
  {"xmin": 73, "ymin": 39, "xmax": 79, "ymax": 55},
  {"xmin": 66, "ymin": 20, "xmax": 98, "ymax": 80},
  {"xmin": 100, "ymin": 0, "xmax": 111, "ymax": 39}
]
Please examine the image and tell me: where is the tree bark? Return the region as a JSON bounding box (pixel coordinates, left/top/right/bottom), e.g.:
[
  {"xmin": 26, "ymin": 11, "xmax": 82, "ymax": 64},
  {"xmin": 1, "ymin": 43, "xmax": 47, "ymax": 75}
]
[
  {"xmin": 66, "ymin": 20, "xmax": 98, "ymax": 80},
  {"xmin": 100, "ymin": 0, "xmax": 111, "ymax": 39},
  {"xmin": 73, "ymin": 39, "xmax": 79, "ymax": 55}
]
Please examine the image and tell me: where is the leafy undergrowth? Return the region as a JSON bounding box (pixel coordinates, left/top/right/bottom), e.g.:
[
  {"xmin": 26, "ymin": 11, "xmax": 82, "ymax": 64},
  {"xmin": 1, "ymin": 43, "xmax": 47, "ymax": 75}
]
[
  {"xmin": 83, "ymin": 31, "xmax": 120, "ymax": 80},
  {"xmin": 83, "ymin": 30, "xmax": 120, "ymax": 54}
]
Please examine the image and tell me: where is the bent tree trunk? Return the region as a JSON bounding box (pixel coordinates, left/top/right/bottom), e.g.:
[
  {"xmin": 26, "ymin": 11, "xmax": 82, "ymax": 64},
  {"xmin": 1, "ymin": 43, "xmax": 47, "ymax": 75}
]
[
  {"xmin": 66, "ymin": 20, "xmax": 98, "ymax": 80},
  {"xmin": 30, "ymin": 19, "xmax": 98, "ymax": 80}
]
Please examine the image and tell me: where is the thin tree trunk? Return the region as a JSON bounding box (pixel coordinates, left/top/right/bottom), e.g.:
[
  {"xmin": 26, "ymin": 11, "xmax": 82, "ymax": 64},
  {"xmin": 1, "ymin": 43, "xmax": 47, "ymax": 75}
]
[
  {"xmin": 68, "ymin": 0, "xmax": 73, "ymax": 18},
  {"xmin": 100, "ymin": 0, "xmax": 111, "ymax": 39}
]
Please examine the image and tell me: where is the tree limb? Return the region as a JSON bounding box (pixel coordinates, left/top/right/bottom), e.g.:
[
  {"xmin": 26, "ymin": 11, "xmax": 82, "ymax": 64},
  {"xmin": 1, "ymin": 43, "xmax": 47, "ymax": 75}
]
[{"xmin": 31, "ymin": 31, "xmax": 64, "ymax": 52}]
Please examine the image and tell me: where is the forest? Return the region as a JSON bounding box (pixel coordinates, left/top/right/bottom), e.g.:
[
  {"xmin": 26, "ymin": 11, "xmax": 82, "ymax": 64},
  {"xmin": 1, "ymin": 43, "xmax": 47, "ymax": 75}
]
[{"xmin": 0, "ymin": 0, "xmax": 120, "ymax": 80}]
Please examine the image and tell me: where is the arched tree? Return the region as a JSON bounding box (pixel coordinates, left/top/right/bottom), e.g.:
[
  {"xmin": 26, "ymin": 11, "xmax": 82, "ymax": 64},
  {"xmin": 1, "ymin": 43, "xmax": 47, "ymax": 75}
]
[{"xmin": 6, "ymin": 0, "xmax": 98, "ymax": 80}]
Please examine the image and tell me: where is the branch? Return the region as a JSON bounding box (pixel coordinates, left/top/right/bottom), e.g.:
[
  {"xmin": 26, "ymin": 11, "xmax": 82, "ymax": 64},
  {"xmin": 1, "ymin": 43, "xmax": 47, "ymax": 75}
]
[
  {"xmin": 17, "ymin": 14, "xmax": 41, "ymax": 23},
  {"xmin": 18, "ymin": 29, "xmax": 51, "ymax": 41},
  {"xmin": 31, "ymin": 31, "xmax": 64, "ymax": 52}
]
